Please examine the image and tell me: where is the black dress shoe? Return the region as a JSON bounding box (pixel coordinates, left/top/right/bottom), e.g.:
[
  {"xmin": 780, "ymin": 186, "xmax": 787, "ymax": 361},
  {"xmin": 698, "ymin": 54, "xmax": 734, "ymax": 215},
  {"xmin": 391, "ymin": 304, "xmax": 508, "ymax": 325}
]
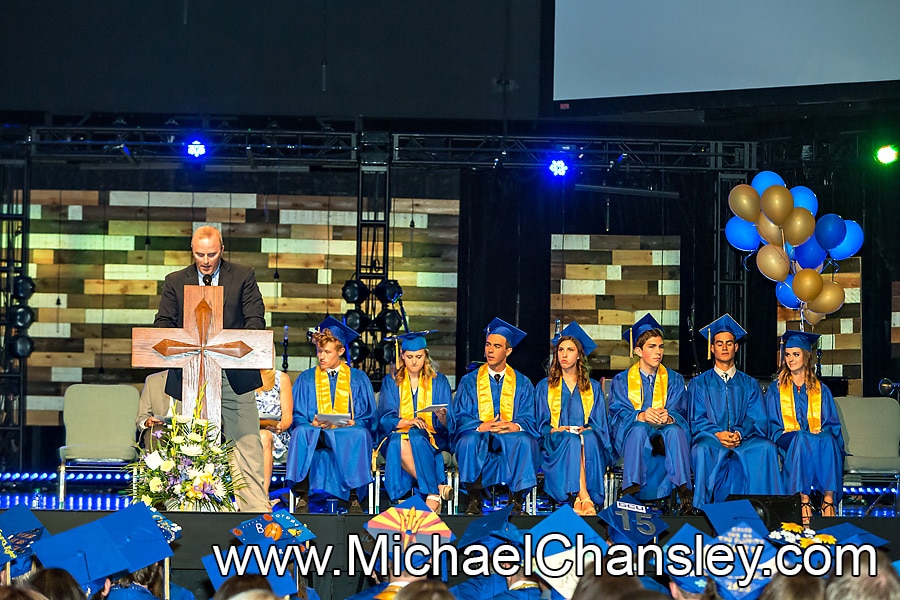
[{"xmin": 465, "ymin": 496, "xmax": 483, "ymax": 516}]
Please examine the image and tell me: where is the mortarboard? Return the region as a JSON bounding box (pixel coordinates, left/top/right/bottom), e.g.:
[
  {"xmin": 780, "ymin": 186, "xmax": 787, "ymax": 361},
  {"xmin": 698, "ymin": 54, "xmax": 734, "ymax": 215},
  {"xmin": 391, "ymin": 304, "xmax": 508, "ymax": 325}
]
[
  {"xmin": 32, "ymin": 520, "xmax": 130, "ymax": 595},
  {"xmin": 703, "ymin": 499, "xmax": 769, "ymax": 539},
  {"xmin": 700, "ymin": 314, "xmax": 747, "ymax": 360},
  {"xmin": 709, "ymin": 523, "xmax": 776, "ymax": 600},
  {"xmin": 485, "ymin": 318, "xmax": 527, "ymax": 348},
  {"xmin": 598, "ymin": 495, "xmax": 668, "ymax": 551},
  {"xmin": 232, "ymin": 510, "xmax": 316, "ymax": 553},
  {"xmin": 552, "ymin": 321, "xmax": 597, "ymax": 356},
  {"xmin": 661, "ymin": 523, "xmax": 714, "ymax": 595},
  {"xmin": 0, "ymin": 504, "xmax": 48, "ymax": 578},
  {"xmin": 456, "ymin": 504, "xmax": 520, "ymax": 551},
  {"xmin": 202, "ymin": 545, "xmax": 298, "ymax": 597},
  {"xmin": 313, "ymin": 316, "xmax": 359, "ymax": 348},
  {"xmin": 95, "ymin": 503, "xmax": 173, "ymax": 574},
  {"xmin": 391, "ymin": 330, "xmax": 437, "ymax": 352},
  {"xmin": 364, "ymin": 496, "xmax": 455, "ymax": 572},
  {"xmin": 622, "ymin": 313, "xmax": 663, "ymax": 356},
  {"xmin": 780, "ymin": 330, "xmax": 820, "ymax": 353},
  {"xmin": 815, "ymin": 522, "xmax": 889, "ymax": 549},
  {"xmin": 527, "ymin": 505, "xmax": 607, "ymax": 598},
  {"xmin": 146, "ymin": 505, "xmax": 182, "ymax": 543}
]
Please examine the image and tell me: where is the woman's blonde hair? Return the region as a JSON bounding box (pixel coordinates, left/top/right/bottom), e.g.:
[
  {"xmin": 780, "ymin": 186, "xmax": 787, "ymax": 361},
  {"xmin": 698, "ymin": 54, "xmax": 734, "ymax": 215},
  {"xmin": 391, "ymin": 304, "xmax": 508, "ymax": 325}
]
[
  {"xmin": 395, "ymin": 347, "xmax": 439, "ymax": 383},
  {"xmin": 778, "ymin": 347, "xmax": 820, "ymax": 393}
]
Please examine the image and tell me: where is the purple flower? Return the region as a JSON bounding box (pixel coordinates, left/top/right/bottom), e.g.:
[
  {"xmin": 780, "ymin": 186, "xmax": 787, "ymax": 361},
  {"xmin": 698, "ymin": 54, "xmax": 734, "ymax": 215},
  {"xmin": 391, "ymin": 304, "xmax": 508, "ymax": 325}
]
[{"xmin": 152, "ymin": 429, "xmax": 164, "ymax": 439}]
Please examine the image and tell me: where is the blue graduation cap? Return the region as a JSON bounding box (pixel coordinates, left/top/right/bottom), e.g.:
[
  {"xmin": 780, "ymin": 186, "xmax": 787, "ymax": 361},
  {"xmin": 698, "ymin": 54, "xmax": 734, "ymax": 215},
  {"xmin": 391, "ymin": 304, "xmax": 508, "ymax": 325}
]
[
  {"xmin": 484, "ymin": 318, "xmax": 527, "ymax": 348},
  {"xmin": 95, "ymin": 503, "xmax": 173, "ymax": 574},
  {"xmin": 710, "ymin": 523, "xmax": 776, "ymax": 600},
  {"xmin": 552, "ymin": 321, "xmax": 597, "ymax": 356},
  {"xmin": 598, "ymin": 495, "xmax": 668, "ymax": 551},
  {"xmin": 700, "ymin": 314, "xmax": 747, "ymax": 343},
  {"xmin": 816, "ymin": 522, "xmax": 889, "ymax": 549},
  {"xmin": 202, "ymin": 545, "xmax": 297, "ymax": 597},
  {"xmin": 232, "ymin": 511, "xmax": 316, "ymax": 552},
  {"xmin": 781, "ymin": 330, "xmax": 821, "ymax": 353},
  {"xmin": 703, "ymin": 499, "xmax": 769, "ymax": 539},
  {"xmin": 313, "ymin": 316, "xmax": 359, "ymax": 348},
  {"xmin": 364, "ymin": 496, "xmax": 455, "ymax": 573},
  {"xmin": 389, "ymin": 330, "xmax": 437, "ymax": 352},
  {"xmin": 527, "ymin": 505, "xmax": 607, "ymax": 598},
  {"xmin": 146, "ymin": 505, "xmax": 182, "ymax": 543},
  {"xmin": 661, "ymin": 523, "xmax": 714, "ymax": 595},
  {"xmin": 0, "ymin": 504, "xmax": 48, "ymax": 578},
  {"xmin": 622, "ymin": 313, "xmax": 663, "ymax": 355},
  {"xmin": 457, "ymin": 504, "xmax": 519, "ymax": 551},
  {"xmin": 32, "ymin": 520, "xmax": 130, "ymax": 595}
]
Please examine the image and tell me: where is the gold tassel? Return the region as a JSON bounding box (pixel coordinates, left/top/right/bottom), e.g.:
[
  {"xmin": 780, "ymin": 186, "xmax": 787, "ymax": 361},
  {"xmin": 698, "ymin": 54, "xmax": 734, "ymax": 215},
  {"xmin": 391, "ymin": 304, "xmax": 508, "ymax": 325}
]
[{"xmin": 706, "ymin": 327, "xmax": 711, "ymax": 360}]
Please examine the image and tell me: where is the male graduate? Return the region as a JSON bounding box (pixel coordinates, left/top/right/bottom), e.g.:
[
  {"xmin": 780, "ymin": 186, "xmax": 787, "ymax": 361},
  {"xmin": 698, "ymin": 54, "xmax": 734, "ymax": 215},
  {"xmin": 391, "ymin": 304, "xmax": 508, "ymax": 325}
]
[
  {"xmin": 688, "ymin": 314, "xmax": 781, "ymax": 510},
  {"xmin": 285, "ymin": 316, "xmax": 377, "ymax": 514},
  {"xmin": 608, "ymin": 313, "xmax": 693, "ymax": 511},
  {"xmin": 450, "ymin": 318, "xmax": 540, "ymax": 516}
]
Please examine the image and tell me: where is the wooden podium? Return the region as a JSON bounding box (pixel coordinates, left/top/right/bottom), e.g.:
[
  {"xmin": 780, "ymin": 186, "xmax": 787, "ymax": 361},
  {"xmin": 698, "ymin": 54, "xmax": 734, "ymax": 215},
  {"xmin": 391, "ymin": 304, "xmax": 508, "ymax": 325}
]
[{"xmin": 132, "ymin": 285, "xmax": 273, "ymax": 430}]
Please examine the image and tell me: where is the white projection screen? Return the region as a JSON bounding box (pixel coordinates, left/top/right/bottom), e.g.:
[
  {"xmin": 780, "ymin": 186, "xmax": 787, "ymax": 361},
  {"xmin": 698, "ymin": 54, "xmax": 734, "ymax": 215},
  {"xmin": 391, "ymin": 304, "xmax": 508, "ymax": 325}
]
[{"xmin": 553, "ymin": 0, "xmax": 900, "ymax": 103}]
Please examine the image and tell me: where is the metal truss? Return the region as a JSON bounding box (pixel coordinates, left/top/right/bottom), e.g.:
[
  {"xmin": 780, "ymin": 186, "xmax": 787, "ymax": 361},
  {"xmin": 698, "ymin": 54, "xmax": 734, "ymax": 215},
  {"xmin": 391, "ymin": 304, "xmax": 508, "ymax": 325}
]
[{"xmin": 2, "ymin": 126, "xmax": 758, "ymax": 173}]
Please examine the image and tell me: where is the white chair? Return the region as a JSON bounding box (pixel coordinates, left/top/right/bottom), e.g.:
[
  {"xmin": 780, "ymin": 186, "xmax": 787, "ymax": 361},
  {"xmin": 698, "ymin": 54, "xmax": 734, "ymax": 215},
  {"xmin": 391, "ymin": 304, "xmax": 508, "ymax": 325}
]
[{"xmin": 58, "ymin": 384, "xmax": 140, "ymax": 505}]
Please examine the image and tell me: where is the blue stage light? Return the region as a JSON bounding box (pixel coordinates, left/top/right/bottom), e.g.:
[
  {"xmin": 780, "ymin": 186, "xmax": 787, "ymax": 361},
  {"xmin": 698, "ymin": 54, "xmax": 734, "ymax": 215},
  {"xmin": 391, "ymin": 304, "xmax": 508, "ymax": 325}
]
[
  {"xmin": 187, "ymin": 140, "xmax": 207, "ymax": 158},
  {"xmin": 548, "ymin": 159, "xmax": 569, "ymax": 177}
]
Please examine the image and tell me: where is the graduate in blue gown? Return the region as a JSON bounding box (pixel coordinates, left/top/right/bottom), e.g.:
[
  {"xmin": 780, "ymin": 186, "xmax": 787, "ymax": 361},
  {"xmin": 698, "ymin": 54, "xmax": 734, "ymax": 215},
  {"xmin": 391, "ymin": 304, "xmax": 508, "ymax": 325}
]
[
  {"xmin": 765, "ymin": 330, "xmax": 845, "ymax": 525},
  {"xmin": 608, "ymin": 314, "xmax": 692, "ymax": 509},
  {"xmin": 377, "ymin": 330, "xmax": 453, "ymax": 511},
  {"xmin": 450, "ymin": 318, "xmax": 540, "ymax": 516},
  {"xmin": 535, "ymin": 321, "xmax": 614, "ymax": 515},
  {"xmin": 285, "ymin": 316, "xmax": 377, "ymax": 514},
  {"xmin": 688, "ymin": 314, "xmax": 782, "ymax": 510}
]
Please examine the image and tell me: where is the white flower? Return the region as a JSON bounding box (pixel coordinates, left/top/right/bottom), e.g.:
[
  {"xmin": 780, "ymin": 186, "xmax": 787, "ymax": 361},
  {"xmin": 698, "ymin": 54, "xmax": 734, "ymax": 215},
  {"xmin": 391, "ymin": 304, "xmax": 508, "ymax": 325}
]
[
  {"xmin": 204, "ymin": 463, "xmax": 215, "ymax": 475},
  {"xmin": 194, "ymin": 418, "xmax": 209, "ymax": 427},
  {"xmin": 175, "ymin": 415, "xmax": 192, "ymax": 424},
  {"xmin": 149, "ymin": 477, "xmax": 164, "ymax": 493},
  {"xmin": 171, "ymin": 435, "xmax": 185, "ymax": 444},
  {"xmin": 187, "ymin": 432, "xmax": 204, "ymax": 443},
  {"xmin": 181, "ymin": 443, "xmax": 203, "ymax": 457},
  {"xmin": 186, "ymin": 467, "xmax": 202, "ymax": 479},
  {"xmin": 144, "ymin": 451, "xmax": 164, "ymax": 470},
  {"xmin": 210, "ymin": 445, "xmax": 223, "ymax": 455}
]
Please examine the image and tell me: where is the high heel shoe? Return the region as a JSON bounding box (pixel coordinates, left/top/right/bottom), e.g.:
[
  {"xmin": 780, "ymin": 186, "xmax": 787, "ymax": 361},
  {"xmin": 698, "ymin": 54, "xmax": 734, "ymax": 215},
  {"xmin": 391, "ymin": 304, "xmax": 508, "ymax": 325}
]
[
  {"xmin": 820, "ymin": 500, "xmax": 836, "ymax": 518},
  {"xmin": 800, "ymin": 501, "xmax": 814, "ymax": 527}
]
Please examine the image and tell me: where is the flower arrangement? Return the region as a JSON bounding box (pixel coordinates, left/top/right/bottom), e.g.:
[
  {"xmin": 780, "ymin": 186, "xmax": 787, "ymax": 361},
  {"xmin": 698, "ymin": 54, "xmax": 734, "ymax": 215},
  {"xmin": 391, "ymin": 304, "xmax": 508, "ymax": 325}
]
[{"xmin": 127, "ymin": 386, "xmax": 244, "ymax": 511}]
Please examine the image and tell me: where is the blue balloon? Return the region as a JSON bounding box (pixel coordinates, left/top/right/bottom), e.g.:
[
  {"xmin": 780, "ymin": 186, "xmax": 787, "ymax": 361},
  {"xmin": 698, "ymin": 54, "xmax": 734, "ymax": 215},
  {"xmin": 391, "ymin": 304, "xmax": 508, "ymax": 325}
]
[
  {"xmin": 751, "ymin": 171, "xmax": 786, "ymax": 197},
  {"xmin": 829, "ymin": 219, "xmax": 864, "ymax": 260},
  {"xmin": 790, "ymin": 186, "xmax": 819, "ymax": 217},
  {"xmin": 725, "ymin": 216, "xmax": 761, "ymax": 252},
  {"xmin": 784, "ymin": 242, "xmax": 795, "ymax": 262},
  {"xmin": 776, "ymin": 274, "xmax": 801, "ymax": 309},
  {"xmin": 795, "ymin": 237, "xmax": 826, "ymax": 270},
  {"xmin": 815, "ymin": 213, "xmax": 847, "ymax": 251}
]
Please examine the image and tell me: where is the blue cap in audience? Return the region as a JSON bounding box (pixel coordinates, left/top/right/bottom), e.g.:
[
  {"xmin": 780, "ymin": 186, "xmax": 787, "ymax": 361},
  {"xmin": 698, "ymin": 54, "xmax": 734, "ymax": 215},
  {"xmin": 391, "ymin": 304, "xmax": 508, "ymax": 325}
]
[
  {"xmin": 0, "ymin": 504, "xmax": 47, "ymax": 578},
  {"xmin": 552, "ymin": 321, "xmax": 597, "ymax": 356},
  {"xmin": 202, "ymin": 546, "xmax": 297, "ymax": 597},
  {"xmin": 703, "ymin": 499, "xmax": 769, "ymax": 539},
  {"xmin": 33, "ymin": 521, "xmax": 129, "ymax": 595},
  {"xmin": 598, "ymin": 494, "xmax": 668, "ymax": 551},
  {"xmin": 485, "ymin": 318, "xmax": 527, "ymax": 348}
]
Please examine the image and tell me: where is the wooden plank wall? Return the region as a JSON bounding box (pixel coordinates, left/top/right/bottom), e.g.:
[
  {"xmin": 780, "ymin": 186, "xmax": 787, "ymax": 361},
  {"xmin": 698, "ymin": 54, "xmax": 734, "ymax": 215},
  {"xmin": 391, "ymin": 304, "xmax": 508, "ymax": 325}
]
[
  {"xmin": 550, "ymin": 234, "xmax": 681, "ymax": 374},
  {"xmin": 776, "ymin": 257, "xmax": 862, "ymax": 396},
  {"xmin": 25, "ymin": 190, "xmax": 460, "ymax": 425}
]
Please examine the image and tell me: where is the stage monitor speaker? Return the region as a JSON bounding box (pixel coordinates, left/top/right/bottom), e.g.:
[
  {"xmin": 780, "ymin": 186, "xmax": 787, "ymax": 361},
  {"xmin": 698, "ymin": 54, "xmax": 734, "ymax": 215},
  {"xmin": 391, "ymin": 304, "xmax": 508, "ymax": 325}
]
[{"xmin": 726, "ymin": 494, "xmax": 801, "ymax": 531}]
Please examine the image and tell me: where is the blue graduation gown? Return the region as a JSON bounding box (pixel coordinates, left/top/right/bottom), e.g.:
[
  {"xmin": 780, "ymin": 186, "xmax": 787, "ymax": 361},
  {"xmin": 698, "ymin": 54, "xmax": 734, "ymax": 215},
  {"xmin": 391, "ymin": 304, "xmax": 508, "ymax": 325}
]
[
  {"xmin": 535, "ymin": 378, "xmax": 614, "ymax": 505},
  {"xmin": 608, "ymin": 367, "xmax": 691, "ymax": 500},
  {"xmin": 449, "ymin": 367, "xmax": 540, "ymax": 493},
  {"xmin": 765, "ymin": 379, "xmax": 845, "ymax": 502},
  {"xmin": 488, "ymin": 586, "xmax": 542, "ymax": 600},
  {"xmin": 346, "ymin": 581, "xmax": 389, "ymax": 600},
  {"xmin": 451, "ymin": 573, "xmax": 509, "ymax": 600},
  {"xmin": 688, "ymin": 369, "xmax": 782, "ymax": 509},
  {"xmin": 284, "ymin": 365, "xmax": 377, "ymax": 500},
  {"xmin": 377, "ymin": 372, "xmax": 452, "ymax": 501}
]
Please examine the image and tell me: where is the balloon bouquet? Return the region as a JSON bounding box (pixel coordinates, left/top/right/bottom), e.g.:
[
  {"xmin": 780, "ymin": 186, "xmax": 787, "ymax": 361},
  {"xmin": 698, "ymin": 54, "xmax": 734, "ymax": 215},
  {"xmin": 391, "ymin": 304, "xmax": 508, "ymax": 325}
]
[{"xmin": 725, "ymin": 171, "xmax": 864, "ymax": 327}]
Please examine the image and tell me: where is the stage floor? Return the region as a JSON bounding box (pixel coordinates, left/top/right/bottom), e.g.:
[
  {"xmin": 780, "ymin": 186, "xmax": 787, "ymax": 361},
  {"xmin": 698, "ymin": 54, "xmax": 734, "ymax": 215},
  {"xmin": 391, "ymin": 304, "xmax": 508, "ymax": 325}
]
[{"xmin": 4, "ymin": 491, "xmax": 899, "ymax": 600}]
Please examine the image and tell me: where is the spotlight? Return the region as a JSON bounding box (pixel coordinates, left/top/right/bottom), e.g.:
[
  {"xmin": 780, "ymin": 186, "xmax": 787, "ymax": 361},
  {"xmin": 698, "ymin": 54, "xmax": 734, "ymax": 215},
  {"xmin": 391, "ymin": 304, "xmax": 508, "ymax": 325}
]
[
  {"xmin": 12, "ymin": 276, "xmax": 35, "ymax": 300},
  {"xmin": 348, "ymin": 339, "xmax": 370, "ymax": 363},
  {"xmin": 879, "ymin": 378, "xmax": 900, "ymax": 398},
  {"xmin": 374, "ymin": 339, "xmax": 397, "ymax": 366},
  {"xmin": 343, "ymin": 309, "xmax": 370, "ymax": 332},
  {"xmin": 342, "ymin": 278, "xmax": 371, "ymax": 305},
  {"xmin": 7, "ymin": 334, "xmax": 34, "ymax": 359},
  {"xmin": 7, "ymin": 305, "xmax": 34, "ymax": 329},
  {"xmin": 876, "ymin": 145, "xmax": 898, "ymax": 165},
  {"xmin": 374, "ymin": 279, "xmax": 403, "ymax": 304},
  {"xmin": 187, "ymin": 140, "xmax": 207, "ymax": 158},
  {"xmin": 548, "ymin": 159, "xmax": 569, "ymax": 177},
  {"xmin": 375, "ymin": 307, "xmax": 403, "ymax": 333}
]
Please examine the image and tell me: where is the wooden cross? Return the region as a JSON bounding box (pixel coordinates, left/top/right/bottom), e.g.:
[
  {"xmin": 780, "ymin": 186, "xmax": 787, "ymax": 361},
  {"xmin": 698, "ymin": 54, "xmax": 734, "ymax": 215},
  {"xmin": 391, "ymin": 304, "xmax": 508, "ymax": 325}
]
[{"xmin": 132, "ymin": 285, "xmax": 273, "ymax": 430}]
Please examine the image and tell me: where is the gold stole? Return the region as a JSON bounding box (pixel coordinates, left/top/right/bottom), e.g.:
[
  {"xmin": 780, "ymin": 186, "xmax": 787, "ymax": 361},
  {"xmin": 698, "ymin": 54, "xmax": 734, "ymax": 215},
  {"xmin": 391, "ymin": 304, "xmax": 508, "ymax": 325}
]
[
  {"xmin": 548, "ymin": 379, "xmax": 595, "ymax": 428},
  {"xmin": 627, "ymin": 363, "xmax": 667, "ymax": 411},
  {"xmin": 476, "ymin": 364, "xmax": 516, "ymax": 422},
  {"xmin": 315, "ymin": 362, "xmax": 353, "ymax": 416},
  {"xmin": 398, "ymin": 374, "xmax": 438, "ymax": 448},
  {"xmin": 779, "ymin": 381, "xmax": 822, "ymax": 433},
  {"xmin": 374, "ymin": 584, "xmax": 405, "ymax": 600}
]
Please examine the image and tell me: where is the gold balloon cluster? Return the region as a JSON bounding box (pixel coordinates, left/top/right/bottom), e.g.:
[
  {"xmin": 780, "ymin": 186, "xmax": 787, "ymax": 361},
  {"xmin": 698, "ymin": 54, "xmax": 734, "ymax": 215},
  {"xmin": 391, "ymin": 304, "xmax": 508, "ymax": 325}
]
[{"xmin": 727, "ymin": 175, "xmax": 853, "ymax": 326}]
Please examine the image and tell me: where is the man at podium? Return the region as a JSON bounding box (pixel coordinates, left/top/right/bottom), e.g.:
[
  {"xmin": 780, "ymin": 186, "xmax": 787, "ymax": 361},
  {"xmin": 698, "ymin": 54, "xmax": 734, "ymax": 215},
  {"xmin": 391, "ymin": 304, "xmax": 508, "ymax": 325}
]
[{"xmin": 153, "ymin": 225, "xmax": 269, "ymax": 512}]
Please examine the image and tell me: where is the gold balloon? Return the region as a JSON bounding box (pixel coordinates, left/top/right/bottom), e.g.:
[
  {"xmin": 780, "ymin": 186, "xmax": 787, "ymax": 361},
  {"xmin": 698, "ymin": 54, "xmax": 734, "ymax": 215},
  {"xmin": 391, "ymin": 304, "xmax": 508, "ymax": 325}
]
[
  {"xmin": 803, "ymin": 310, "xmax": 825, "ymax": 325},
  {"xmin": 792, "ymin": 268, "xmax": 824, "ymax": 302},
  {"xmin": 755, "ymin": 212, "xmax": 784, "ymax": 246},
  {"xmin": 782, "ymin": 207, "xmax": 816, "ymax": 246},
  {"xmin": 808, "ymin": 280, "xmax": 845, "ymax": 314},
  {"xmin": 761, "ymin": 185, "xmax": 794, "ymax": 226},
  {"xmin": 756, "ymin": 243, "xmax": 790, "ymax": 282},
  {"xmin": 728, "ymin": 184, "xmax": 761, "ymax": 222}
]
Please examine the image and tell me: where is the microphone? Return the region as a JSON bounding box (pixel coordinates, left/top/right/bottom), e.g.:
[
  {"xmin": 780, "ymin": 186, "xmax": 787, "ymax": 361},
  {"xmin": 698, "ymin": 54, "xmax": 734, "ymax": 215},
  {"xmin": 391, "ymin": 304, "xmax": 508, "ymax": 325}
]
[
  {"xmin": 202, "ymin": 274, "xmax": 212, "ymax": 286},
  {"xmin": 282, "ymin": 325, "xmax": 289, "ymax": 371}
]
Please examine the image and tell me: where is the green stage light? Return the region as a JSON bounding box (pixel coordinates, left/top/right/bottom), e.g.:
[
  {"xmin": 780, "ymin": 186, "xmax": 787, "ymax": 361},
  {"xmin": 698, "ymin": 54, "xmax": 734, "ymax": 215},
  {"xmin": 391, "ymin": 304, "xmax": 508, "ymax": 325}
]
[{"xmin": 876, "ymin": 145, "xmax": 898, "ymax": 165}]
